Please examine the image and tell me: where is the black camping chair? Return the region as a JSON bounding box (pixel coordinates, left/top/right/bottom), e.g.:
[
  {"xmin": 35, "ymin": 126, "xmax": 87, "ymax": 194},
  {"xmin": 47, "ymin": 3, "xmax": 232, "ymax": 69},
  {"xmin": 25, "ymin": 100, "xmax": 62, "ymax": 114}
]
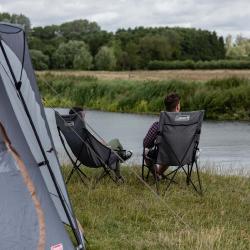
[
  {"xmin": 142, "ymin": 110, "xmax": 204, "ymax": 195},
  {"xmin": 55, "ymin": 111, "xmax": 123, "ymax": 185}
]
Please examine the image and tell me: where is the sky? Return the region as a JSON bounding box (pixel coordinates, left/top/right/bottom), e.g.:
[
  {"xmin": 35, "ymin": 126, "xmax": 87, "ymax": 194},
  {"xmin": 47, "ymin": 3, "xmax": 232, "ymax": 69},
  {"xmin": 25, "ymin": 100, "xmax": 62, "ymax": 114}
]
[{"xmin": 0, "ymin": 0, "xmax": 250, "ymax": 38}]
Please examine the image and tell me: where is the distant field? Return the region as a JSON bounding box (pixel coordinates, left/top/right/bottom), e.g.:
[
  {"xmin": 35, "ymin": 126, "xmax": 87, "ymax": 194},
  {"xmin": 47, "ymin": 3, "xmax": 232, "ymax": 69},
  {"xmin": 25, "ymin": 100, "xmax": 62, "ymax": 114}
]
[{"xmin": 37, "ymin": 69, "xmax": 250, "ymax": 81}]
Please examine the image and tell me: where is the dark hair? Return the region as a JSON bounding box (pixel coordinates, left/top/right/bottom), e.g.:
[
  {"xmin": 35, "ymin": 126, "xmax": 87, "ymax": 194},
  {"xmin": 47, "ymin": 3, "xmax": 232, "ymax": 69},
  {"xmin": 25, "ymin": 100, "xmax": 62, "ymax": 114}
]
[
  {"xmin": 164, "ymin": 93, "xmax": 180, "ymax": 111},
  {"xmin": 69, "ymin": 107, "xmax": 84, "ymax": 115}
]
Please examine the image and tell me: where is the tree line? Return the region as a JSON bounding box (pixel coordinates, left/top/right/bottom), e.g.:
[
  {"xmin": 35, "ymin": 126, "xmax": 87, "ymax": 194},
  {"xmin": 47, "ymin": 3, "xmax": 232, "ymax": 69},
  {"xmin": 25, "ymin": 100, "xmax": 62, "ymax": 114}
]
[{"xmin": 1, "ymin": 12, "xmax": 249, "ymax": 70}]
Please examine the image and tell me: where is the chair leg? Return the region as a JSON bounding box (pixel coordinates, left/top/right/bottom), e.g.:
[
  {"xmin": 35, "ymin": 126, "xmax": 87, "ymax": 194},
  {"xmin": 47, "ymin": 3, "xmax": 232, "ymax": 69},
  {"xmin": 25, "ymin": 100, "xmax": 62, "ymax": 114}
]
[
  {"xmin": 66, "ymin": 168, "xmax": 75, "ymax": 184},
  {"xmin": 96, "ymin": 169, "xmax": 108, "ymax": 184},
  {"xmin": 142, "ymin": 164, "xmax": 145, "ymax": 180},
  {"xmin": 66, "ymin": 166, "xmax": 89, "ymax": 186},
  {"xmin": 77, "ymin": 166, "xmax": 90, "ymax": 180},
  {"xmin": 195, "ymin": 160, "xmax": 203, "ymax": 195},
  {"xmin": 164, "ymin": 169, "xmax": 178, "ymax": 184},
  {"xmin": 183, "ymin": 161, "xmax": 202, "ymax": 195},
  {"xmin": 153, "ymin": 165, "xmax": 160, "ymax": 195},
  {"xmin": 186, "ymin": 165, "xmax": 190, "ymax": 185},
  {"xmin": 74, "ymin": 168, "xmax": 88, "ymax": 186},
  {"xmin": 165, "ymin": 167, "xmax": 180, "ymax": 192},
  {"xmin": 146, "ymin": 169, "xmax": 150, "ymax": 181}
]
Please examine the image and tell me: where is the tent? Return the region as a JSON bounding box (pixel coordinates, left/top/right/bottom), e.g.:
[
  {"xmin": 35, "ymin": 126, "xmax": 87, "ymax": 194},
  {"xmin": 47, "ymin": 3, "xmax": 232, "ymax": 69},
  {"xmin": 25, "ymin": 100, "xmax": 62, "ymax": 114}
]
[{"xmin": 0, "ymin": 23, "xmax": 85, "ymax": 249}]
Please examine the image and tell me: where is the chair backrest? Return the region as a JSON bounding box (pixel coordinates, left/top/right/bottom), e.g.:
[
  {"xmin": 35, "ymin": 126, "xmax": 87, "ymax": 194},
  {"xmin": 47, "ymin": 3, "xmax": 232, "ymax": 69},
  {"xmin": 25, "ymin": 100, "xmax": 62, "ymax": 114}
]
[
  {"xmin": 156, "ymin": 110, "xmax": 204, "ymax": 166},
  {"xmin": 55, "ymin": 112, "xmax": 117, "ymax": 168}
]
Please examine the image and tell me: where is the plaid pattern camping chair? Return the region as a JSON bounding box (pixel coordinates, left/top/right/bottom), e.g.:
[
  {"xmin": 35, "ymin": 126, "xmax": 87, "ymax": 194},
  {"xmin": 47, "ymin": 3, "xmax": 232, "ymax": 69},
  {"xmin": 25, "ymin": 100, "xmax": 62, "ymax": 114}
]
[
  {"xmin": 55, "ymin": 111, "xmax": 123, "ymax": 185},
  {"xmin": 142, "ymin": 110, "xmax": 204, "ymax": 195}
]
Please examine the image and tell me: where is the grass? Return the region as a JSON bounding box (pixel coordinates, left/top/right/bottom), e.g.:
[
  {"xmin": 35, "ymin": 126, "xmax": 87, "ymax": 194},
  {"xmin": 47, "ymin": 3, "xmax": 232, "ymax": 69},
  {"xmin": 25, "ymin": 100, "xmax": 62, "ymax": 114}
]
[{"xmin": 63, "ymin": 166, "xmax": 250, "ymax": 250}]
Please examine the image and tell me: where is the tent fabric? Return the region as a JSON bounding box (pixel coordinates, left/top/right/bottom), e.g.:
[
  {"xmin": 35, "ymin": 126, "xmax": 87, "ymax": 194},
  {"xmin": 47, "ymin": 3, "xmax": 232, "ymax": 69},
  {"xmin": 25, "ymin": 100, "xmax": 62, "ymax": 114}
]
[
  {"xmin": 0, "ymin": 30, "xmax": 73, "ymax": 225},
  {"xmin": 0, "ymin": 119, "xmax": 73, "ymax": 249},
  {"xmin": 0, "ymin": 122, "xmax": 46, "ymax": 250},
  {"xmin": 156, "ymin": 111, "xmax": 204, "ymax": 166},
  {"xmin": 0, "ymin": 23, "xmax": 84, "ymax": 249}
]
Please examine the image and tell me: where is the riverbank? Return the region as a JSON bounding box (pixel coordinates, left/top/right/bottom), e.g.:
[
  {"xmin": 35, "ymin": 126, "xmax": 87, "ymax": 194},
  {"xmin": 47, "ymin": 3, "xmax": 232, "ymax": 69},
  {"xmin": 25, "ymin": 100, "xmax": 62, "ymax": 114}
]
[
  {"xmin": 38, "ymin": 73, "xmax": 250, "ymax": 121},
  {"xmin": 65, "ymin": 166, "xmax": 250, "ymax": 250}
]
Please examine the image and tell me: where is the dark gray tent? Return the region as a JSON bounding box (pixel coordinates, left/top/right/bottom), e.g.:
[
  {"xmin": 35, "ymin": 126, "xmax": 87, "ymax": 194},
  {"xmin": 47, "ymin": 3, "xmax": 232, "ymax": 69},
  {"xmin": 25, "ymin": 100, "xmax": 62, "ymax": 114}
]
[{"xmin": 0, "ymin": 23, "xmax": 85, "ymax": 249}]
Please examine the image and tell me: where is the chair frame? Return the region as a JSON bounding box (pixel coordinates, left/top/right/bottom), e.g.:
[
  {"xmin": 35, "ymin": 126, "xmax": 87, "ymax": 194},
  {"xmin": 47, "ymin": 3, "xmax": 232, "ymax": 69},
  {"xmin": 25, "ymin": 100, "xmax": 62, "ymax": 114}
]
[{"xmin": 57, "ymin": 125, "xmax": 122, "ymax": 186}]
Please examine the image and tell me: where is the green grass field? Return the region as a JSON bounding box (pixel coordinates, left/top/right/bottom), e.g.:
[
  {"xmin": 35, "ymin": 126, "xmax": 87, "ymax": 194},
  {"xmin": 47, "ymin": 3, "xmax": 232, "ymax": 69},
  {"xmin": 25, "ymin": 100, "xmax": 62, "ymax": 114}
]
[{"xmin": 64, "ymin": 166, "xmax": 250, "ymax": 250}]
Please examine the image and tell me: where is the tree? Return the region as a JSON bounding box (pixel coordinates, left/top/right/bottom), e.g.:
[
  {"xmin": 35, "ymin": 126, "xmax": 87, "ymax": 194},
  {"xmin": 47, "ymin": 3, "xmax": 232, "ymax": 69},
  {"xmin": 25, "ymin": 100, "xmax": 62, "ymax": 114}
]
[
  {"xmin": 138, "ymin": 35, "xmax": 173, "ymax": 68},
  {"xmin": 59, "ymin": 19, "xmax": 101, "ymax": 39},
  {"xmin": 84, "ymin": 31, "xmax": 113, "ymax": 55},
  {"xmin": 73, "ymin": 47, "xmax": 93, "ymax": 70},
  {"xmin": 94, "ymin": 46, "xmax": 116, "ymax": 70},
  {"xmin": 225, "ymin": 34, "xmax": 233, "ymax": 50},
  {"xmin": 226, "ymin": 35, "xmax": 250, "ymax": 59},
  {"xmin": 30, "ymin": 50, "xmax": 49, "ymax": 70},
  {"xmin": 52, "ymin": 40, "xmax": 91, "ymax": 69},
  {"xmin": 123, "ymin": 41, "xmax": 140, "ymax": 70},
  {"xmin": 0, "ymin": 12, "xmax": 11, "ymax": 22}
]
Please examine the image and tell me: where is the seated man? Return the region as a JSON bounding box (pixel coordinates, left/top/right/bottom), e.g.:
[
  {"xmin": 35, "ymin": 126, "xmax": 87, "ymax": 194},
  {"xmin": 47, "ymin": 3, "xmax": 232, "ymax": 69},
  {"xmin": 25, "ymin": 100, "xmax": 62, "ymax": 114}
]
[
  {"xmin": 143, "ymin": 93, "xmax": 180, "ymax": 178},
  {"xmin": 69, "ymin": 107, "xmax": 132, "ymax": 162}
]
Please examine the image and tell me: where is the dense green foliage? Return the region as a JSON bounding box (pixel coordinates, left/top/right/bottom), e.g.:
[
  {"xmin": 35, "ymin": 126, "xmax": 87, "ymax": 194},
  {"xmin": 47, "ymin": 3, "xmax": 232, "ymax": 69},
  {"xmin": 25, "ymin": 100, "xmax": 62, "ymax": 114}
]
[
  {"xmin": 30, "ymin": 50, "xmax": 49, "ymax": 70},
  {"xmin": 0, "ymin": 12, "xmax": 228, "ymax": 70},
  {"xmin": 65, "ymin": 166, "xmax": 250, "ymax": 250},
  {"xmin": 38, "ymin": 74, "xmax": 250, "ymax": 121},
  {"xmin": 148, "ymin": 59, "xmax": 250, "ymax": 70}
]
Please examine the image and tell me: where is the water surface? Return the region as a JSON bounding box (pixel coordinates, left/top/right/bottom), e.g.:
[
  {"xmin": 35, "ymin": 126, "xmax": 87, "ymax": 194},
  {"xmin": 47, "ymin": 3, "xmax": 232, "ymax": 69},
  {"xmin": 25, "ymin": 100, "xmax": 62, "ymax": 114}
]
[{"xmin": 46, "ymin": 109, "xmax": 250, "ymax": 173}]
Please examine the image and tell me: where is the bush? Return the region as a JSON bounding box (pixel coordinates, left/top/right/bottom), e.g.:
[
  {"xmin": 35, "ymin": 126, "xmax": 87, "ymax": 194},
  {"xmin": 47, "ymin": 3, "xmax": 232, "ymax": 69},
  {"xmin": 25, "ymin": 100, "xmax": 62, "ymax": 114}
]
[{"xmin": 148, "ymin": 60, "xmax": 250, "ymax": 70}]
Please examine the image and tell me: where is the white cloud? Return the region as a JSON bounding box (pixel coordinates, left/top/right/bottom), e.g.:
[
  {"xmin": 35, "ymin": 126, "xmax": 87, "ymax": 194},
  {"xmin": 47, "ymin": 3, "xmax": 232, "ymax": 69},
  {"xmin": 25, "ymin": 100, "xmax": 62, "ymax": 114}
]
[{"xmin": 0, "ymin": 0, "xmax": 250, "ymax": 38}]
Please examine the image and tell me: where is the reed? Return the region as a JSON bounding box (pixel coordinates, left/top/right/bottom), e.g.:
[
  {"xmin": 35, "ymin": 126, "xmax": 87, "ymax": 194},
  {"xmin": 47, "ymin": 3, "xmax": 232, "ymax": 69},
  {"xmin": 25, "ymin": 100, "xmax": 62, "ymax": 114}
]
[{"xmin": 38, "ymin": 74, "xmax": 250, "ymax": 121}]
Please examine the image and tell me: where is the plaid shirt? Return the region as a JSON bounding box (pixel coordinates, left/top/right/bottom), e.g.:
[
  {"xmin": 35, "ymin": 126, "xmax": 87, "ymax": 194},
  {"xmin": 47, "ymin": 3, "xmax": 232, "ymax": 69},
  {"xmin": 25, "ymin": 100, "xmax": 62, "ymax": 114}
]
[{"xmin": 143, "ymin": 121, "xmax": 159, "ymax": 148}]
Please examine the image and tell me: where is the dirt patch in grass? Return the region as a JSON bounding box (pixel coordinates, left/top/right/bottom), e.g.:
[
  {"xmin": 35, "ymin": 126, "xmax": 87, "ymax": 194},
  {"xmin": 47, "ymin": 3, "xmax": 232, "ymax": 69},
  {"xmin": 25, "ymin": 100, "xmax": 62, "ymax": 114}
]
[{"xmin": 37, "ymin": 69, "xmax": 250, "ymax": 81}]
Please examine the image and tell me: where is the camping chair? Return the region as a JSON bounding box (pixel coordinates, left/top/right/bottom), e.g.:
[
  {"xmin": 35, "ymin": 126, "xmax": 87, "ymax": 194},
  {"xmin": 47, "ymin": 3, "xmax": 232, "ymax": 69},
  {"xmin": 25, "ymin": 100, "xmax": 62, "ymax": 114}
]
[
  {"xmin": 142, "ymin": 110, "xmax": 204, "ymax": 195},
  {"xmin": 55, "ymin": 111, "xmax": 123, "ymax": 185}
]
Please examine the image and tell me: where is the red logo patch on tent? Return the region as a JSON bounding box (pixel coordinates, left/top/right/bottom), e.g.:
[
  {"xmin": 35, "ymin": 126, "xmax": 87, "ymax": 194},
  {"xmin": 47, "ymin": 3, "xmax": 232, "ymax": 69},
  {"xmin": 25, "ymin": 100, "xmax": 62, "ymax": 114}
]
[{"xmin": 51, "ymin": 243, "xmax": 63, "ymax": 250}]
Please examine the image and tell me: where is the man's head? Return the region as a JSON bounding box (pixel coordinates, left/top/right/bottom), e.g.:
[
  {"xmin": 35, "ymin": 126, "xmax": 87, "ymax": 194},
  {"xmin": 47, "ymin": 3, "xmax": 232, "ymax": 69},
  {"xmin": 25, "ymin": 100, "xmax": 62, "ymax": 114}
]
[
  {"xmin": 164, "ymin": 93, "xmax": 180, "ymax": 112},
  {"xmin": 69, "ymin": 107, "xmax": 85, "ymax": 118}
]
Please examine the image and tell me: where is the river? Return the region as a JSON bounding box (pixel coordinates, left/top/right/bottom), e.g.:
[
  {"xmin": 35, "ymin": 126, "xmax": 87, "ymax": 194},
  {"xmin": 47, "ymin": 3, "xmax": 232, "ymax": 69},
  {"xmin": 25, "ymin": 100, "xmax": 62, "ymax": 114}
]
[{"xmin": 45, "ymin": 108, "xmax": 250, "ymax": 174}]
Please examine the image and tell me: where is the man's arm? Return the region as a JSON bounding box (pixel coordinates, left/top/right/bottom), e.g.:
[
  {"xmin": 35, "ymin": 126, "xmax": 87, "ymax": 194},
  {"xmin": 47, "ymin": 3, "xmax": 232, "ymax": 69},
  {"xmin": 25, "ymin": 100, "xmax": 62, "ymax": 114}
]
[{"xmin": 143, "ymin": 121, "xmax": 159, "ymax": 148}]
